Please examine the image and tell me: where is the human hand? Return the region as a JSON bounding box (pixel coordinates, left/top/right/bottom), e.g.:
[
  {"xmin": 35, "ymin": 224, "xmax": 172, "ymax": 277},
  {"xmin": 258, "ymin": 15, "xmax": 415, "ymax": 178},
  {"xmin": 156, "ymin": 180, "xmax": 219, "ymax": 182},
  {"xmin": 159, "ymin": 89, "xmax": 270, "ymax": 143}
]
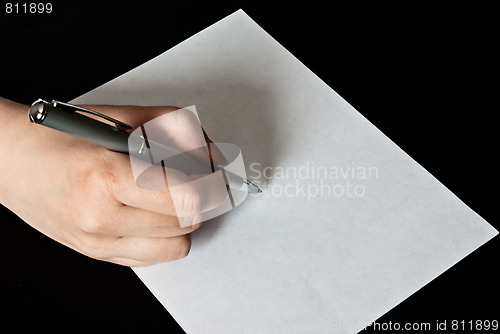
[{"xmin": 0, "ymin": 98, "xmax": 227, "ymax": 267}]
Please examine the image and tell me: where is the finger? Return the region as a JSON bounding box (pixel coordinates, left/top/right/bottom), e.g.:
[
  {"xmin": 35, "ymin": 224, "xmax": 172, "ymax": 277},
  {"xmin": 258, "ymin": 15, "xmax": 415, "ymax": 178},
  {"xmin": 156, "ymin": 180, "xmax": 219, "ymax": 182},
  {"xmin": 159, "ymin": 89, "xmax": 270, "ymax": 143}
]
[
  {"xmin": 84, "ymin": 104, "xmax": 215, "ymax": 168},
  {"xmin": 100, "ymin": 234, "xmax": 193, "ymax": 266},
  {"xmin": 84, "ymin": 104, "xmax": 220, "ymax": 168},
  {"xmin": 82, "ymin": 204, "xmax": 202, "ymax": 238},
  {"xmin": 130, "ymin": 106, "xmax": 231, "ymax": 173}
]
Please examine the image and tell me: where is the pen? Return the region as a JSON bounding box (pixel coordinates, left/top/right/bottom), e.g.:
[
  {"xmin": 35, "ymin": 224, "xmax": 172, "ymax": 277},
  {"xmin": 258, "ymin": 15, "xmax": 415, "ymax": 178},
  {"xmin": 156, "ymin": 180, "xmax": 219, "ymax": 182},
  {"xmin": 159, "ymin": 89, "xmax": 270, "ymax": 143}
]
[{"xmin": 28, "ymin": 99, "xmax": 262, "ymax": 193}]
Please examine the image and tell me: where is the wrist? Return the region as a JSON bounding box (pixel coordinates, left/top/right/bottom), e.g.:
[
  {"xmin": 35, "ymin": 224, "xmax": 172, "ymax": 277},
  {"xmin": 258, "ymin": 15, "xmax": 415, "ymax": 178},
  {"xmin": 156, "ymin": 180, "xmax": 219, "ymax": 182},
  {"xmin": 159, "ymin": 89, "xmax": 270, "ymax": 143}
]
[
  {"xmin": 0, "ymin": 97, "xmax": 31, "ymax": 146},
  {"xmin": 0, "ymin": 98, "xmax": 36, "ymax": 204}
]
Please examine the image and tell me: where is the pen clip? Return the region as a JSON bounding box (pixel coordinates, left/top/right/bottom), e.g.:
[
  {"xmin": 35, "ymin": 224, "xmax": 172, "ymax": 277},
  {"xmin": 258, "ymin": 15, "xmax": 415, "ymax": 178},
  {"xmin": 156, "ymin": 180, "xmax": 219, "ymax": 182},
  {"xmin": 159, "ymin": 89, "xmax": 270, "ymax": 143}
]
[{"xmin": 52, "ymin": 100, "xmax": 133, "ymax": 131}]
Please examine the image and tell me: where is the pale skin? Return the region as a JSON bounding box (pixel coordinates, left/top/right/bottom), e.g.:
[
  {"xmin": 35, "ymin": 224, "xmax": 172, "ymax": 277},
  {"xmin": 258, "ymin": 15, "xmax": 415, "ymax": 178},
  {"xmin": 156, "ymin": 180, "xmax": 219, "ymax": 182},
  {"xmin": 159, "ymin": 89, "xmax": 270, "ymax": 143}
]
[{"xmin": 0, "ymin": 97, "xmax": 225, "ymax": 267}]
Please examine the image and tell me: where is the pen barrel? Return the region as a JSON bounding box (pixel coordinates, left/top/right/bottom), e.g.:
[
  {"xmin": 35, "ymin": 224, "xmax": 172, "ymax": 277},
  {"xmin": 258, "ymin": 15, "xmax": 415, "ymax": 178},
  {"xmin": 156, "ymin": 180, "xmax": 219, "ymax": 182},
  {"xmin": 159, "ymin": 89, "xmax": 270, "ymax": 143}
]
[
  {"xmin": 137, "ymin": 138, "xmax": 214, "ymax": 175},
  {"xmin": 33, "ymin": 103, "xmax": 130, "ymax": 152}
]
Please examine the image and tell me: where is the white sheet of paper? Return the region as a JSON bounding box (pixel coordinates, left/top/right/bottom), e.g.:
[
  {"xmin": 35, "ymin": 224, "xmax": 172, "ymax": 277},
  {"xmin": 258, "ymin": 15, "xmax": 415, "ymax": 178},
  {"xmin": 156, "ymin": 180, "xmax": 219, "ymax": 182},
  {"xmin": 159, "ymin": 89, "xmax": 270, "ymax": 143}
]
[{"xmin": 72, "ymin": 10, "xmax": 497, "ymax": 334}]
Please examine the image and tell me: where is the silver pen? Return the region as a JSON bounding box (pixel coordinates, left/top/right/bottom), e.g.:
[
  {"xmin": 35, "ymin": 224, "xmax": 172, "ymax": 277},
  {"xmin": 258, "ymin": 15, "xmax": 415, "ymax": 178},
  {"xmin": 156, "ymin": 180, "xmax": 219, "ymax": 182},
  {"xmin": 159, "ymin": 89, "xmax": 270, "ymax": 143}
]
[{"xmin": 28, "ymin": 99, "xmax": 262, "ymax": 193}]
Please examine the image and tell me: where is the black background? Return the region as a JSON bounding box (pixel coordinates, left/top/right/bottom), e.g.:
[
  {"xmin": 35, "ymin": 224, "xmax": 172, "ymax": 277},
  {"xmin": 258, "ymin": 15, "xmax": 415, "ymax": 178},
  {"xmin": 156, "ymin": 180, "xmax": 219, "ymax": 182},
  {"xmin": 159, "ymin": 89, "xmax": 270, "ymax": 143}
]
[{"xmin": 1, "ymin": 1, "xmax": 498, "ymax": 333}]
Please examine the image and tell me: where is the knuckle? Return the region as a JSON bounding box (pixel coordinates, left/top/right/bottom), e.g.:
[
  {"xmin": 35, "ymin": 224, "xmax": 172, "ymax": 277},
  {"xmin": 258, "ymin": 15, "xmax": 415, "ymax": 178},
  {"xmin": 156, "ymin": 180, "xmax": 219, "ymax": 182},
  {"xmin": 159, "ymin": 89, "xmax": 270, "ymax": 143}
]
[{"xmin": 80, "ymin": 216, "xmax": 108, "ymax": 235}]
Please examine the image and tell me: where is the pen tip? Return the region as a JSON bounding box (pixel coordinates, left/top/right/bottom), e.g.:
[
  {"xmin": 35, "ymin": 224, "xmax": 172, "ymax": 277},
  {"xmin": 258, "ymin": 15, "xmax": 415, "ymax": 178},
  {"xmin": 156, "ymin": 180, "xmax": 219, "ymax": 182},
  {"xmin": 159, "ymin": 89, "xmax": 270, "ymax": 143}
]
[{"xmin": 243, "ymin": 179, "xmax": 262, "ymax": 193}]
